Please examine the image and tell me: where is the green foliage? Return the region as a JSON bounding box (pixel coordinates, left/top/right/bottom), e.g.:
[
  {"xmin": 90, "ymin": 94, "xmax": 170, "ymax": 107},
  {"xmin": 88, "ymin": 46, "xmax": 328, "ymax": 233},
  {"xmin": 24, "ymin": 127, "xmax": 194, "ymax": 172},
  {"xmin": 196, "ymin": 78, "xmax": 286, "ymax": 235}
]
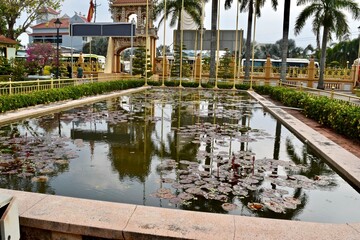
[
  {"xmin": 0, "ymin": 0, "xmax": 63, "ymax": 40},
  {"xmin": 171, "ymin": 45, "xmax": 191, "ymax": 78},
  {"xmin": 253, "ymin": 85, "xmax": 360, "ymax": 140},
  {"xmin": 9, "ymin": 59, "xmax": 27, "ymax": 81},
  {"xmin": 0, "ymin": 57, "xmax": 12, "ymax": 75},
  {"xmin": 132, "ymin": 46, "xmax": 153, "ymax": 77},
  {"xmin": 218, "ymin": 48, "xmax": 233, "ymax": 79},
  {"xmin": 326, "ymin": 38, "xmax": 359, "ymax": 67},
  {"xmin": 0, "ymin": 80, "xmax": 144, "ymax": 113}
]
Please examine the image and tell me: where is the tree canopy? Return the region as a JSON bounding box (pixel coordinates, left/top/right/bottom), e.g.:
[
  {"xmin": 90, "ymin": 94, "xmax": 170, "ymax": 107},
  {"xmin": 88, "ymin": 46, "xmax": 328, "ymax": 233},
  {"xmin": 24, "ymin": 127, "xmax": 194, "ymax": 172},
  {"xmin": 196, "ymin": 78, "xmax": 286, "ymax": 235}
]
[
  {"xmin": 295, "ymin": 0, "xmax": 360, "ymax": 89},
  {"xmin": 0, "ymin": 0, "xmax": 63, "ymax": 41}
]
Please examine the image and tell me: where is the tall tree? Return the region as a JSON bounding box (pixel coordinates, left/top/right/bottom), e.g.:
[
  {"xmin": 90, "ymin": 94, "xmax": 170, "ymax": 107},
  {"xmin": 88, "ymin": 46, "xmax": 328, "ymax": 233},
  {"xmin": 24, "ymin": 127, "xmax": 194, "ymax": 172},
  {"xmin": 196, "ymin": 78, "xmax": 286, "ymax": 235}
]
[
  {"xmin": 209, "ymin": 0, "xmax": 218, "ymax": 81},
  {"xmin": 154, "ymin": 0, "xmax": 202, "ymax": 46},
  {"xmin": 295, "ymin": 0, "xmax": 360, "ymax": 89},
  {"xmin": 0, "ymin": 0, "xmax": 63, "ymax": 40},
  {"xmin": 280, "ymin": 0, "xmax": 290, "ymax": 82},
  {"xmin": 225, "ymin": 0, "xmax": 278, "ymax": 81}
]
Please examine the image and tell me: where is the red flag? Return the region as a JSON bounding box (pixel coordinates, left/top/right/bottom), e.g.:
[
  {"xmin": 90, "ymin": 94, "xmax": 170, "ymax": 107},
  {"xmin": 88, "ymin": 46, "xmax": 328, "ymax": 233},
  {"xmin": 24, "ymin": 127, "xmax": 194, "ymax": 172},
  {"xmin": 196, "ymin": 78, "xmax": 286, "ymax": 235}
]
[{"xmin": 87, "ymin": 0, "xmax": 95, "ymax": 22}]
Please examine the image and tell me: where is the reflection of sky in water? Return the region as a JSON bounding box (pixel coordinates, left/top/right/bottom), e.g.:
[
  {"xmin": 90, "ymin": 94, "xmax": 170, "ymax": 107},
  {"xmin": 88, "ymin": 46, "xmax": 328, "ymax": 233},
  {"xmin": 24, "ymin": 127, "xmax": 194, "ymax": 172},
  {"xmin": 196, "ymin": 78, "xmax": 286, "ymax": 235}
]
[{"xmin": 1, "ymin": 89, "xmax": 359, "ymax": 223}]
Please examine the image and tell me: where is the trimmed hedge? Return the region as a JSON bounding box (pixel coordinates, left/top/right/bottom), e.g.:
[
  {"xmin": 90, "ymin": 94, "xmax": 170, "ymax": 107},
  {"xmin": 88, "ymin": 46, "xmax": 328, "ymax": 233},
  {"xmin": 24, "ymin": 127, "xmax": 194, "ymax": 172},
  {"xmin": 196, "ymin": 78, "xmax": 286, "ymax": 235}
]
[
  {"xmin": 253, "ymin": 85, "xmax": 360, "ymax": 140},
  {"xmin": 0, "ymin": 80, "xmax": 145, "ymax": 113}
]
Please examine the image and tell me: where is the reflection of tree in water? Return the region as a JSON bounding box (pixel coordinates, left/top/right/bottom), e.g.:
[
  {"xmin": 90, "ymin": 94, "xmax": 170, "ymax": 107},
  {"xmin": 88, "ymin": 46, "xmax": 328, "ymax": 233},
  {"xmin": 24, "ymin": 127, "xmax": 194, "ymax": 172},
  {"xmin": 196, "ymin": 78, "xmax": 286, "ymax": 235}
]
[
  {"xmin": 109, "ymin": 120, "xmax": 155, "ymax": 183},
  {"xmin": 0, "ymin": 121, "xmax": 72, "ymax": 195},
  {"xmin": 285, "ymin": 137, "xmax": 336, "ymax": 184},
  {"xmin": 0, "ymin": 175, "xmax": 56, "ymax": 195}
]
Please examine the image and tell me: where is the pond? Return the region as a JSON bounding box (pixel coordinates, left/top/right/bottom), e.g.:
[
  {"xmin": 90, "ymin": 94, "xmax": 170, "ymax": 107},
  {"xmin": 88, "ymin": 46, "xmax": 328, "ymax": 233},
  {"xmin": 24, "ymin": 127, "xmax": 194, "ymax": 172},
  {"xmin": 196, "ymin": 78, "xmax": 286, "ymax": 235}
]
[{"xmin": 0, "ymin": 88, "xmax": 359, "ymax": 223}]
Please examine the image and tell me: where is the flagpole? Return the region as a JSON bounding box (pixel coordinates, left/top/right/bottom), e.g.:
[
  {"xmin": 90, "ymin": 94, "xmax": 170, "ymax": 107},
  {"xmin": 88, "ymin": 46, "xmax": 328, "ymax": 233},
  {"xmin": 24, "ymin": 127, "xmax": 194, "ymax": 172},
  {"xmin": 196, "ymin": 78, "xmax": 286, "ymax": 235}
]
[{"xmin": 94, "ymin": 0, "xmax": 97, "ymax": 22}]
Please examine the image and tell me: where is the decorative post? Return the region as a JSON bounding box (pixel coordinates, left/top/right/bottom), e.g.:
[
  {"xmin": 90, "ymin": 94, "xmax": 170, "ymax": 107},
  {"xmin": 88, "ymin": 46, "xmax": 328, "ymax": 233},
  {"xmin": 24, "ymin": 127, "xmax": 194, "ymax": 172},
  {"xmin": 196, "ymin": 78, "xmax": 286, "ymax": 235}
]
[
  {"xmin": 264, "ymin": 55, "xmax": 272, "ymax": 82},
  {"xmin": 308, "ymin": 56, "xmax": 315, "ymax": 87},
  {"xmin": 9, "ymin": 77, "xmax": 12, "ymax": 95}
]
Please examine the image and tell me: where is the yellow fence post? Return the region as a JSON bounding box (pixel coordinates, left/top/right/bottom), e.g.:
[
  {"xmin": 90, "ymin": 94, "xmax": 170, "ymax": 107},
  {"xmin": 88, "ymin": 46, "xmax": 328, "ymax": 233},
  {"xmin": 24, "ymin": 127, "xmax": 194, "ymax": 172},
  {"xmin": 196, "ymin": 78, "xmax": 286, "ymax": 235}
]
[
  {"xmin": 37, "ymin": 79, "xmax": 40, "ymax": 91},
  {"xmin": 51, "ymin": 77, "xmax": 54, "ymax": 89},
  {"xmin": 91, "ymin": 74, "xmax": 93, "ymax": 83},
  {"xmin": 307, "ymin": 57, "xmax": 317, "ymax": 87},
  {"xmin": 330, "ymin": 87, "xmax": 334, "ymax": 99},
  {"xmin": 264, "ymin": 55, "xmax": 272, "ymax": 82},
  {"xmin": 9, "ymin": 77, "xmax": 12, "ymax": 95}
]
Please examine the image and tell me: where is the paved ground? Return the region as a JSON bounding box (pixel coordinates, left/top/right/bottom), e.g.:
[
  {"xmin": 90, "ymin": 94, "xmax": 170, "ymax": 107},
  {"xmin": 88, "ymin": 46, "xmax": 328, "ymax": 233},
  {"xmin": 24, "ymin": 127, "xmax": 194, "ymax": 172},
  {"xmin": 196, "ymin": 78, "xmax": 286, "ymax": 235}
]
[{"xmin": 262, "ymin": 94, "xmax": 360, "ymax": 158}]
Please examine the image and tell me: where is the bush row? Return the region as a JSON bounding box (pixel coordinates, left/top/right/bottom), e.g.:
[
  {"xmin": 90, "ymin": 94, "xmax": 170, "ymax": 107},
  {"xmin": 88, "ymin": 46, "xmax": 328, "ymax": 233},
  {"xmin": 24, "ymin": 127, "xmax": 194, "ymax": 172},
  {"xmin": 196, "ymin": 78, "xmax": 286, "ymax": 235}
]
[
  {"xmin": 253, "ymin": 85, "xmax": 360, "ymax": 140},
  {"xmin": 0, "ymin": 80, "xmax": 144, "ymax": 113}
]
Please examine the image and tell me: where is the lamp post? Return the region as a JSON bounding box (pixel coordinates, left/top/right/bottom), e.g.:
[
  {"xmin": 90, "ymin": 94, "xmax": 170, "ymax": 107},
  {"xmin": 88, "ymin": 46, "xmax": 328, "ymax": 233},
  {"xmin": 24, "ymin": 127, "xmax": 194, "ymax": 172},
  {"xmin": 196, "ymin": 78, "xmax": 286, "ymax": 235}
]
[
  {"xmin": 130, "ymin": 19, "xmax": 135, "ymax": 76},
  {"xmin": 54, "ymin": 18, "xmax": 62, "ymax": 79}
]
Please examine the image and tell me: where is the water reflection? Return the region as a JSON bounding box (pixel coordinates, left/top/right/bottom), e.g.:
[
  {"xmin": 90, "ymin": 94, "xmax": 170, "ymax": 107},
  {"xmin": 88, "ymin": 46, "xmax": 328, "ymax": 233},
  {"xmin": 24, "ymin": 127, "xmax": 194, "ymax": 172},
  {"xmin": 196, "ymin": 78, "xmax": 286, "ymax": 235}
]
[{"xmin": 0, "ymin": 88, "xmax": 359, "ymax": 223}]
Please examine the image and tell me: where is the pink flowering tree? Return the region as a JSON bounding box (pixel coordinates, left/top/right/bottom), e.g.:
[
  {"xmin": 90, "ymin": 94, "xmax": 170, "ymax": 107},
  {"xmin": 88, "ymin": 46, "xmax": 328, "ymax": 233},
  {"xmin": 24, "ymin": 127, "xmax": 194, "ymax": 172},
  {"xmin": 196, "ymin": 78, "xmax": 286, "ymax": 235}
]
[{"xmin": 26, "ymin": 43, "xmax": 56, "ymax": 75}]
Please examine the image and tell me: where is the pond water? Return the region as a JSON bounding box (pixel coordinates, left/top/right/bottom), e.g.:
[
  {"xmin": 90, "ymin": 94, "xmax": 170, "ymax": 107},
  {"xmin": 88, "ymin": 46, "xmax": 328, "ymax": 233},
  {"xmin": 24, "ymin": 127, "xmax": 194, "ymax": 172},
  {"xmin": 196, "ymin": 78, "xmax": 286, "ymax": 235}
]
[{"xmin": 0, "ymin": 88, "xmax": 359, "ymax": 223}]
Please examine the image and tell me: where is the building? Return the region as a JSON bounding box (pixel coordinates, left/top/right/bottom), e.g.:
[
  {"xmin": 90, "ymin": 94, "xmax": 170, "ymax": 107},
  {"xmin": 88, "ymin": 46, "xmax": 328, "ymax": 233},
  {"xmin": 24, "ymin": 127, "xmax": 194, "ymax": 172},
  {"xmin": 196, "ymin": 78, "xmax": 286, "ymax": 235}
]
[
  {"xmin": 29, "ymin": 8, "xmax": 91, "ymax": 52},
  {"xmin": 0, "ymin": 35, "xmax": 18, "ymax": 59}
]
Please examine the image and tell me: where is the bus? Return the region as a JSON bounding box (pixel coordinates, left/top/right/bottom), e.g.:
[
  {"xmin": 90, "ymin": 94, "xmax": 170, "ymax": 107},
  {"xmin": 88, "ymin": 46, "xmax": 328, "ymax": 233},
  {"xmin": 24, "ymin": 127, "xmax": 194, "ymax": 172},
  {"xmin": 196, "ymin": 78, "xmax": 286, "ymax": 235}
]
[
  {"xmin": 241, "ymin": 58, "xmax": 319, "ymax": 68},
  {"xmin": 61, "ymin": 53, "xmax": 106, "ymax": 73}
]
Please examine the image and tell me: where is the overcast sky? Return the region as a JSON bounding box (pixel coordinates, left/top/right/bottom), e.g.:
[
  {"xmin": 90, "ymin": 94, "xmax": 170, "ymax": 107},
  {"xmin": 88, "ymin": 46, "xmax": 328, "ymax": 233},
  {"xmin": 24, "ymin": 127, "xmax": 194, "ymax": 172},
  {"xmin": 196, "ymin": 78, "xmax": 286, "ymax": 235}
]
[{"xmin": 20, "ymin": 0, "xmax": 360, "ymax": 48}]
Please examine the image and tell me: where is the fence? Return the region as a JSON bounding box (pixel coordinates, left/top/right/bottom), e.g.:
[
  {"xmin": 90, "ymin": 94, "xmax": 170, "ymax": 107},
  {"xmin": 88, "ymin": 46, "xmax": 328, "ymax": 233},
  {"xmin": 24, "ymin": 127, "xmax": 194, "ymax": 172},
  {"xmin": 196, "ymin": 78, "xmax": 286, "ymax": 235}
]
[
  {"xmin": 0, "ymin": 73, "xmax": 136, "ymax": 95},
  {"xmin": 155, "ymin": 56, "xmax": 356, "ymax": 91}
]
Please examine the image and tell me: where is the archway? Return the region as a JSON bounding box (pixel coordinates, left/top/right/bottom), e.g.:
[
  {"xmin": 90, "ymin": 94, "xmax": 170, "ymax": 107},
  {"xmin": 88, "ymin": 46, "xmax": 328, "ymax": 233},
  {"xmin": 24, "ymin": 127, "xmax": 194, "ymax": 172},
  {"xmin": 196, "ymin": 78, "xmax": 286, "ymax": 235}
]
[{"xmin": 106, "ymin": 0, "xmax": 157, "ymax": 74}]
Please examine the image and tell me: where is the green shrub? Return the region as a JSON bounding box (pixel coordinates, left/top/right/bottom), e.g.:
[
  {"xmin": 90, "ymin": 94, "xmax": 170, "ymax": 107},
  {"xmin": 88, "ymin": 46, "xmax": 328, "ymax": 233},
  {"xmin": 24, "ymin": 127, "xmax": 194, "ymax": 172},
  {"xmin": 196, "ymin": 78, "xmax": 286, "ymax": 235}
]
[
  {"xmin": 253, "ymin": 86, "xmax": 360, "ymax": 140},
  {"xmin": 0, "ymin": 79, "xmax": 145, "ymax": 113}
]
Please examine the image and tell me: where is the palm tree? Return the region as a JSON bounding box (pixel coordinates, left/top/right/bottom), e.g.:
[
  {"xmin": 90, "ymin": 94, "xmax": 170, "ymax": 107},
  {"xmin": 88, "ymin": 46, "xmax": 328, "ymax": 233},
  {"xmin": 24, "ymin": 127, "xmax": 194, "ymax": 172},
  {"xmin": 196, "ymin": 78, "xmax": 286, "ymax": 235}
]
[
  {"xmin": 209, "ymin": 0, "xmax": 218, "ymax": 82},
  {"xmin": 224, "ymin": 0, "xmax": 278, "ymax": 81},
  {"xmin": 154, "ymin": 0, "xmax": 203, "ymax": 46},
  {"xmin": 295, "ymin": 0, "xmax": 360, "ymax": 89},
  {"xmin": 280, "ymin": 0, "xmax": 290, "ymax": 82}
]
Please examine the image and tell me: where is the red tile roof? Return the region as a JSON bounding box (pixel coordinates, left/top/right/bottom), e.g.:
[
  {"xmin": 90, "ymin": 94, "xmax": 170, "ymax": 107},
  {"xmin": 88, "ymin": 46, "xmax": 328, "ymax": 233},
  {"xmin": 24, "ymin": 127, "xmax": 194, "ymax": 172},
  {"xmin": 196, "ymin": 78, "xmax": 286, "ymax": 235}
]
[
  {"xmin": 0, "ymin": 35, "xmax": 18, "ymax": 45},
  {"xmin": 31, "ymin": 17, "xmax": 70, "ymax": 29}
]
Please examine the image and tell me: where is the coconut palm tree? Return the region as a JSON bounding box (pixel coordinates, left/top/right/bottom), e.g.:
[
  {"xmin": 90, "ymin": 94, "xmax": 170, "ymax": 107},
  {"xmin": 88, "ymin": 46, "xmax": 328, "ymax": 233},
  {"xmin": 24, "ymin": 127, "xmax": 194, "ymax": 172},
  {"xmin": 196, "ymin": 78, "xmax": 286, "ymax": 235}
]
[
  {"xmin": 295, "ymin": 0, "xmax": 360, "ymax": 89},
  {"xmin": 209, "ymin": 0, "xmax": 218, "ymax": 82},
  {"xmin": 280, "ymin": 0, "xmax": 290, "ymax": 82},
  {"xmin": 154, "ymin": 0, "xmax": 203, "ymax": 46},
  {"xmin": 224, "ymin": 0, "xmax": 278, "ymax": 81}
]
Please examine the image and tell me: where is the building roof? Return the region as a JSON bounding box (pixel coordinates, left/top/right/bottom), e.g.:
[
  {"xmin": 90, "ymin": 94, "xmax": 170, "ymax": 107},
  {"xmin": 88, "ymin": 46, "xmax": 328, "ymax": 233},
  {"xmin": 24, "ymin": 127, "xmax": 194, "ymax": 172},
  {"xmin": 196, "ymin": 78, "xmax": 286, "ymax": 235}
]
[
  {"xmin": 31, "ymin": 17, "xmax": 71, "ymax": 29},
  {"xmin": 38, "ymin": 6, "xmax": 60, "ymax": 15},
  {"xmin": 31, "ymin": 14, "xmax": 88, "ymax": 30},
  {"xmin": 111, "ymin": 0, "xmax": 148, "ymax": 4},
  {"xmin": 0, "ymin": 35, "xmax": 18, "ymax": 45},
  {"xmin": 28, "ymin": 32, "xmax": 69, "ymax": 37}
]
